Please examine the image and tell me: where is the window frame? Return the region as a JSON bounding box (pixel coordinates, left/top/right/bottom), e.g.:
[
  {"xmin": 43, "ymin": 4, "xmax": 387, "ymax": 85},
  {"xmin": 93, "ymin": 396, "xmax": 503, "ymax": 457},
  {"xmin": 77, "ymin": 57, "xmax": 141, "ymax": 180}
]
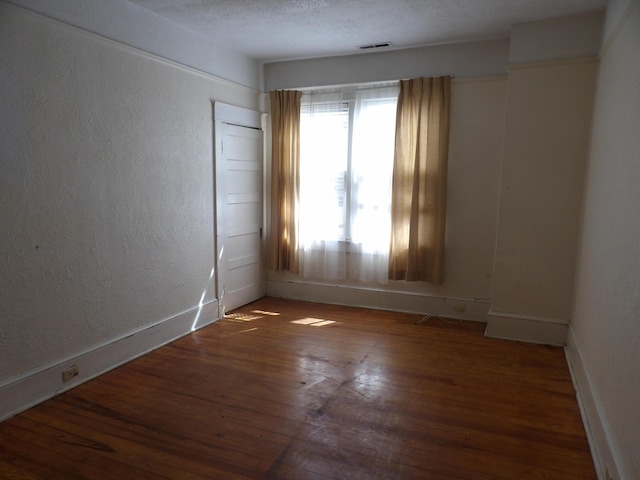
[{"xmin": 298, "ymin": 84, "xmax": 398, "ymax": 252}]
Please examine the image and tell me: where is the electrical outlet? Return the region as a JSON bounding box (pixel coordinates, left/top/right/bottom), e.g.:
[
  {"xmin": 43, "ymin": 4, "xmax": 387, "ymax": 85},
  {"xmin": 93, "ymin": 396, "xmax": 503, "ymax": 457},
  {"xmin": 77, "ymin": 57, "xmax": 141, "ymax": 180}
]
[
  {"xmin": 454, "ymin": 305, "xmax": 466, "ymax": 313},
  {"xmin": 62, "ymin": 365, "xmax": 79, "ymax": 382}
]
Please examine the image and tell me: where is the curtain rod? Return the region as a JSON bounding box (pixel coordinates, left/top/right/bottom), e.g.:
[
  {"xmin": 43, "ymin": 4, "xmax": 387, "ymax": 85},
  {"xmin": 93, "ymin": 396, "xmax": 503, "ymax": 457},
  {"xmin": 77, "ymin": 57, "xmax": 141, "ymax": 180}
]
[
  {"xmin": 294, "ymin": 76, "xmax": 455, "ymax": 94},
  {"xmin": 296, "ymin": 80, "xmax": 399, "ymax": 94}
]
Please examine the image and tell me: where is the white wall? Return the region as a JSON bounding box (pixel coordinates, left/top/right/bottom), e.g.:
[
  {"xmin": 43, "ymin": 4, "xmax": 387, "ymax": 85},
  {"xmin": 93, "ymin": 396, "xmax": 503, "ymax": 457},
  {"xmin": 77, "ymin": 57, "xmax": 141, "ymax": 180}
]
[
  {"xmin": 485, "ymin": 11, "xmax": 602, "ymax": 345},
  {"xmin": 0, "ymin": 3, "xmax": 260, "ymax": 418},
  {"xmin": 264, "ymin": 38, "xmax": 509, "ymax": 91},
  {"xmin": 4, "ymin": 7, "xmax": 635, "ymax": 477},
  {"xmin": 3, "ymin": 0, "xmax": 260, "ymax": 89},
  {"xmin": 266, "ymin": 41, "xmax": 509, "ymax": 320},
  {"xmin": 486, "ymin": 60, "xmax": 598, "ymax": 344},
  {"xmin": 265, "ymin": 15, "xmax": 602, "ymax": 328},
  {"xmin": 508, "ymin": 10, "xmax": 603, "ymax": 64},
  {"xmin": 567, "ymin": 0, "xmax": 640, "ymax": 478}
]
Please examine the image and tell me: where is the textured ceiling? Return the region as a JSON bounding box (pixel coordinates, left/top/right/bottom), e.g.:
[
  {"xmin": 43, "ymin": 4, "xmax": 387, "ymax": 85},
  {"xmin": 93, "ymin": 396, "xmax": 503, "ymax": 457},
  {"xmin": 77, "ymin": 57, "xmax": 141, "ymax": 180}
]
[{"xmin": 126, "ymin": 0, "xmax": 607, "ymax": 62}]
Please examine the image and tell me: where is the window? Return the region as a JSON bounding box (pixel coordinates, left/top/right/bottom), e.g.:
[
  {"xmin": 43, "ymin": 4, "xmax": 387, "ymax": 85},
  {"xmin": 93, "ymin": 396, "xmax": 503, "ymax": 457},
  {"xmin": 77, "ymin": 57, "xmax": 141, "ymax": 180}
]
[{"xmin": 299, "ymin": 85, "xmax": 399, "ymax": 283}]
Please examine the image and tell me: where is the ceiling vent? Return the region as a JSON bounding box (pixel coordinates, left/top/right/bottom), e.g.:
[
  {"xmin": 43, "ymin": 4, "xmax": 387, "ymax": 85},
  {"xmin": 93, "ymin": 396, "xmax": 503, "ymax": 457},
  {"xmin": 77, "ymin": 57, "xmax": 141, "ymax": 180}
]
[{"xmin": 358, "ymin": 42, "xmax": 393, "ymax": 50}]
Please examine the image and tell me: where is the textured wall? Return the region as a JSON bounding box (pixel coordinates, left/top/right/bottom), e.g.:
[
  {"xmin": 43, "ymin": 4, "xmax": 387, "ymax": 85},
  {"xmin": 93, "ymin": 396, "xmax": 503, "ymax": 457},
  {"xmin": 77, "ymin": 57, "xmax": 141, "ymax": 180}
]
[
  {"xmin": 0, "ymin": 4, "xmax": 259, "ymax": 382},
  {"xmin": 570, "ymin": 0, "xmax": 640, "ymax": 477},
  {"xmin": 508, "ymin": 10, "xmax": 603, "ymax": 64},
  {"xmin": 489, "ymin": 60, "xmax": 597, "ymax": 323},
  {"xmin": 485, "ymin": 12, "xmax": 602, "ymax": 338},
  {"xmin": 4, "ymin": 0, "xmax": 260, "ymax": 89},
  {"xmin": 264, "ymin": 38, "xmax": 510, "ymax": 309},
  {"xmin": 267, "ymin": 76, "xmax": 507, "ymax": 312},
  {"xmin": 440, "ymin": 77, "xmax": 507, "ymax": 301},
  {"xmin": 263, "ymin": 38, "xmax": 509, "ymax": 91}
]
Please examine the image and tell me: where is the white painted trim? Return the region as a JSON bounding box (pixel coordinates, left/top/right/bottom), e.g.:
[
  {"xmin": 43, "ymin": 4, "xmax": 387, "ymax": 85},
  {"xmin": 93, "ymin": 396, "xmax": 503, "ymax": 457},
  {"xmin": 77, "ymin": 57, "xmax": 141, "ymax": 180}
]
[
  {"xmin": 508, "ymin": 56, "xmax": 599, "ymax": 71},
  {"xmin": 290, "ymin": 74, "xmax": 508, "ymax": 93},
  {"xmin": 565, "ymin": 326, "xmax": 624, "ymax": 480},
  {"xmin": 266, "ymin": 279, "xmax": 489, "ymax": 321},
  {"xmin": 452, "ymin": 74, "xmax": 508, "ymax": 85},
  {"xmin": 485, "ymin": 311, "xmax": 568, "ymax": 345},
  {"xmin": 1, "ymin": 1, "xmax": 260, "ymax": 98},
  {"xmin": 0, "ymin": 301, "xmax": 219, "ymax": 422},
  {"xmin": 214, "ymin": 104, "xmax": 265, "ymax": 318},
  {"xmin": 214, "ymin": 102, "xmax": 263, "ymax": 129}
]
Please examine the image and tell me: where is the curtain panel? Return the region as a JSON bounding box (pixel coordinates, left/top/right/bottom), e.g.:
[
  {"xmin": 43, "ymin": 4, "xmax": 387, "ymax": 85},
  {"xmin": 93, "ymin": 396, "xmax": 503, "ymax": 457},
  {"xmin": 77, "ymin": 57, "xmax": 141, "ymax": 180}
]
[
  {"xmin": 389, "ymin": 77, "xmax": 452, "ymax": 283},
  {"xmin": 268, "ymin": 90, "xmax": 302, "ymax": 273}
]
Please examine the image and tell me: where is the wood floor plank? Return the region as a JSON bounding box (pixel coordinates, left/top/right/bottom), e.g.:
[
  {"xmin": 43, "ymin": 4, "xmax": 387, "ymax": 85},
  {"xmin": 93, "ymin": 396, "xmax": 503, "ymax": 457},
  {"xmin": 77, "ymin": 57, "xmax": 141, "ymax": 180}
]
[{"xmin": 0, "ymin": 297, "xmax": 596, "ymax": 479}]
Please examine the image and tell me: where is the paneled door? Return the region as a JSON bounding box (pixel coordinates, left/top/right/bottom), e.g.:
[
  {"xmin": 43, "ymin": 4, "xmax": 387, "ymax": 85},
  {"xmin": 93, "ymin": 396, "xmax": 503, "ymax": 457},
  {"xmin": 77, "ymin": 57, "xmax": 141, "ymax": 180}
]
[{"xmin": 214, "ymin": 102, "xmax": 264, "ymax": 317}]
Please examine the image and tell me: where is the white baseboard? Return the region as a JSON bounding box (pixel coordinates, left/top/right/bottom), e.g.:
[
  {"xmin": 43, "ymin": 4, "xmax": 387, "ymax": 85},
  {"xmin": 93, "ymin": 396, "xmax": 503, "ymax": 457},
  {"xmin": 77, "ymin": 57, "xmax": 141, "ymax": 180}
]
[
  {"xmin": 485, "ymin": 311, "xmax": 568, "ymax": 345},
  {"xmin": 266, "ymin": 279, "xmax": 489, "ymax": 321},
  {"xmin": 565, "ymin": 326, "xmax": 623, "ymax": 480},
  {"xmin": 0, "ymin": 300, "xmax": 219, "ymax": 422}
]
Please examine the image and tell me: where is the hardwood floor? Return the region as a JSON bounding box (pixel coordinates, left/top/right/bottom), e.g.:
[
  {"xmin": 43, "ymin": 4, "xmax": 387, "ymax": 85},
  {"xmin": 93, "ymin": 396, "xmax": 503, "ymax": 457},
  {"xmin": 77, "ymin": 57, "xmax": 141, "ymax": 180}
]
[{"xmin": 0, "ymin": 297, "xmax": 596, "ymax": 479}]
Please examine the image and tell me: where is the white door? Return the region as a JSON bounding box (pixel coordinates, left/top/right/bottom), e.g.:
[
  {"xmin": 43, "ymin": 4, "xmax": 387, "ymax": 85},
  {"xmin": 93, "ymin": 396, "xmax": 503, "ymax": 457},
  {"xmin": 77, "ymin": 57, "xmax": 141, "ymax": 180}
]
[{"xmin": 214, "ymin": 103, "xmax": 265, "ymax": 317}]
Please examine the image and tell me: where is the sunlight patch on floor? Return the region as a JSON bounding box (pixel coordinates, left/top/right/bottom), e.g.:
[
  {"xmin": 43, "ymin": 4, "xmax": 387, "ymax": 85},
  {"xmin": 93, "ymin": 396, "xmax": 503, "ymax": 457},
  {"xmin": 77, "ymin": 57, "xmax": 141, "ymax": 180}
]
[
  {"xmin": 291, "ymin": 317, "xmax": 337, "ymax": 327},
  {"xmin": 252, "ymin": 310, "xmax": 281, "ymax": 316},
  {"xmin": 225, "ymin": 313, "xmax": 262, "ymax": 322}
]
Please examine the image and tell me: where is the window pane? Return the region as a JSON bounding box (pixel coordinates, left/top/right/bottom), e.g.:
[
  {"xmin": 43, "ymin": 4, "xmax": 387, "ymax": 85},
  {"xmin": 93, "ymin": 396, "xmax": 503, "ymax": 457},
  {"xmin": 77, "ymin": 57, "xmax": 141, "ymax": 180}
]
[
  {"xmin": 351, "ymin": 89, "xmax": 398, "ymax": 251},
  {"xmin": 299, "ymin": 85, "xmax": 398, "ymax": 284},
  {"xmin": 300, "ymin": 95, "xmax": 348, "ymax": 243}
]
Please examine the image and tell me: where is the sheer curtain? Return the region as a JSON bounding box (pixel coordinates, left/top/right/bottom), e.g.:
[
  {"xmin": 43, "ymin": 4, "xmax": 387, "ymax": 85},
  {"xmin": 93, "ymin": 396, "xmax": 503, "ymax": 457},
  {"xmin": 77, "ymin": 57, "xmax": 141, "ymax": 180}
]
[
  {"xmin": 389, "ymin": 77, "xmax": 451, "ymax": 283},
  {"xmin": 269, "ymin": 90, "xmax": 302, "ymax": 273},
  {"xmin": 298, "ymin": 91, "xmax": 347, "ymax": 267},
  {"xmin": 299, "ymin": 85, "xmax": 399, "ymax": 284}
]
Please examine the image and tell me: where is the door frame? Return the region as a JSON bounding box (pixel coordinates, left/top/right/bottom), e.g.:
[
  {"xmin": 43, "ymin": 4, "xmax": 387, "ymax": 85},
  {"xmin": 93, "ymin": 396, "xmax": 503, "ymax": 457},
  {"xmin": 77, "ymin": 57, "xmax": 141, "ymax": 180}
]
[{"xmin": 213, "ymin": 102, "xmax": 264, "ymax": 318}]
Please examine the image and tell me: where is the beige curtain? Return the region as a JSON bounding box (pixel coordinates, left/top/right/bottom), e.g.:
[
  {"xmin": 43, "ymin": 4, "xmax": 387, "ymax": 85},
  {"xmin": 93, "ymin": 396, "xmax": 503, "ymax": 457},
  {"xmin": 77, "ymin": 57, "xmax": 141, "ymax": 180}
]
[
  {"xmin": 269, "ymin": 90, "xmax": 302, "ymax": 273},
  {"xmin": 388, "ymin": 77, "xmax": 451, "ymax": 283}
]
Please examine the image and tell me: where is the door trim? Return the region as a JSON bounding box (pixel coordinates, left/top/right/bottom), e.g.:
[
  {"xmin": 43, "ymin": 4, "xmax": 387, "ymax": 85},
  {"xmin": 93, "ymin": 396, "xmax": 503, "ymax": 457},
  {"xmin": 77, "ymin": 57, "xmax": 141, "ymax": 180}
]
[
  {"xmin": 213, "ymin": 102, "xmax": 264, "ymax": 318},
  {"xmin": 214, "ymin": 102, "xmax": 261, "ymax": 129}
]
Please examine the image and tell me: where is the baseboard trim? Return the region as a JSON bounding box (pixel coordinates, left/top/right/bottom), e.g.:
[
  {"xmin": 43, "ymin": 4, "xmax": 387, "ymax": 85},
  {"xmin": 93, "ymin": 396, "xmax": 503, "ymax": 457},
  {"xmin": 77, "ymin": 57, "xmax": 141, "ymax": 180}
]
[
  {"xmin": 485, "ymin": 311, "xmax": 568, "ymax": 345},
  {"xmin": 0, "ymin": 300, "xmax": 219, "ymax": 422},
  {"xmin": 565, "ymin": 326, "xmax": 623, "ymax": 480},
  {"xmin": 266, "ymin": 279, "xmax": 489, "ymax": 322}
]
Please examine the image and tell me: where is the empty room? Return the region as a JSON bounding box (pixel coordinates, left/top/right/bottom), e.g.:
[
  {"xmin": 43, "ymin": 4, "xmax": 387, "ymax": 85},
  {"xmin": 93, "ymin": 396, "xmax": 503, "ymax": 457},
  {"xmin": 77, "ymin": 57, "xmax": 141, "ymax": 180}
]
[{"xmin": 1, "ymin": 0, "xmax": 638, "ymax": 478}]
